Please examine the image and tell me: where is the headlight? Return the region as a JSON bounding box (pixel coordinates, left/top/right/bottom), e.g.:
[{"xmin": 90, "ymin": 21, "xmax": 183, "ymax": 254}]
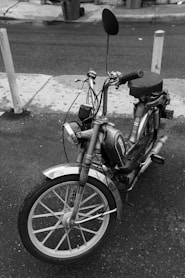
[{"xmin": 63, "ymin": 122, "xmax": 81, "ymax": 145}]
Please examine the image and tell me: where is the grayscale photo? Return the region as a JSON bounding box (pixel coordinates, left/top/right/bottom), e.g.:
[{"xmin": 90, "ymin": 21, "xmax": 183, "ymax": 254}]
[{"xmin": 0, "ymin": 0, "xmax": 185, "ymax": 277}]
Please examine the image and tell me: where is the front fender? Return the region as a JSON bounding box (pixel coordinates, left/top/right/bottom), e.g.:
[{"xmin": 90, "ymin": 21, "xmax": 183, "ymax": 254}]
[{"xmin": 43, "ymin": 163, "xmax": 122, "ymax": 220}]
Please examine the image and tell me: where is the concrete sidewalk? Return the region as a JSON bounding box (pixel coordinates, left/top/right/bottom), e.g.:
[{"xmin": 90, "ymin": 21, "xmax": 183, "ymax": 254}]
[
  {"xmin": 0, "ymin": 73, "xmax": 185, "ymax": 118},
  {"xmin": 0, "ymin": 0, "xmax": 185, "ymax": 119},
  {"xmin": 0, "ymin": 0, "xmax": 185, "ymax": 23}
]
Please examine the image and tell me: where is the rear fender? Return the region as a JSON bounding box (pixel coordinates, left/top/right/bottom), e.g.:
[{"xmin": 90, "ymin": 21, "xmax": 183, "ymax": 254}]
[{"xmin": 43, "ymin": 163, "xmax": 122, "ymax": 220}]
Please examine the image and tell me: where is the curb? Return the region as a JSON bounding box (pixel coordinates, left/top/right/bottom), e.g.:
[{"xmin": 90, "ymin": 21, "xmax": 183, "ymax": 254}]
[
  {"xmin": 1, "ymin": 14, "xmax": 185, "ymax": 24},
  {"xmin": 0, "ymin": 73, "xmax": 185, "ymax": 119},
  {"xmin": 1, "ymin": 2, "xmax": 185, "ymax": 23}
]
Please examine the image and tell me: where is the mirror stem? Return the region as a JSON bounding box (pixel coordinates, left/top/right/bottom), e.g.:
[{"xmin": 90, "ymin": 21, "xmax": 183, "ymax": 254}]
[{"xmin": 106, "ymin": 35, "xmax": 109, "ymax": 73}]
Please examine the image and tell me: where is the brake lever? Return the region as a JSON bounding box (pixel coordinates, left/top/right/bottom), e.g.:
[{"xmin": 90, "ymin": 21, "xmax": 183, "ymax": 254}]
[{"xmin": 75, "ymin": 78, "xmax": 88, "ymax": 83}]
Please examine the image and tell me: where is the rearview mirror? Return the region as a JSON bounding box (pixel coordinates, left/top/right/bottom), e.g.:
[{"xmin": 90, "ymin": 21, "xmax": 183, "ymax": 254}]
[
  {"xmin": 102, "ymin": 8, "xmax": 119, "ymax": 36},
  {"xmin": 102, "ymin": 9, "xmax": 119, "ymax": 73}
]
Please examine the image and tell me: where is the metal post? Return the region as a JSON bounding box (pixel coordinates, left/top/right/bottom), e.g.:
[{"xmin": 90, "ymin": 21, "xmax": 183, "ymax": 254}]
[
  {"xmin": 151, "ymin": 30, "xmax": 165, "ymax": 74},
  {"xmin": 0, "ymin": 28, "xmax": 23, "ymax": 114}
]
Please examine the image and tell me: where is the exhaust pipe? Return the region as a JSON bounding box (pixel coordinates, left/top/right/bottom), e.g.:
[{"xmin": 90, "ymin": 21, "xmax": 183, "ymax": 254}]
[
  {"xmin": 126, "ymin": 135, "xmax": 168, "ymax": 192},
  {"xmin": 140, "ymin": 135, "xmax": 168, "ymax": 174}
]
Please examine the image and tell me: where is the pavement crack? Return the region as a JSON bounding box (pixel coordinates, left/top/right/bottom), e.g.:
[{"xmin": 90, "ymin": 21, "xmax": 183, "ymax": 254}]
[
  {"xmin": 24, "ymin": 76, "xmax": 53, "ymax": 110},
  {"xmin": 3, "ymin": 1, "xmax": 20, "ymax": 19}
]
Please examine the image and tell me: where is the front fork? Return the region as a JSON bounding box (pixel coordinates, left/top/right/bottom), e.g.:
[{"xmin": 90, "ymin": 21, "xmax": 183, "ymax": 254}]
[{"xmin": 70, "ymin": 120, "xmax": 102, "ymax": 222}]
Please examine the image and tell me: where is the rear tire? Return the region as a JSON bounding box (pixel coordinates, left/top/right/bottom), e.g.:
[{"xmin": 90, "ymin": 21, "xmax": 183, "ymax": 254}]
[
  {"xmin": 142, "ymin": 111, "xmax": 159, "ymax": 155},
  {"xmin": 18, "ymin": 175, "xmax": 117, "ymax": 264}
]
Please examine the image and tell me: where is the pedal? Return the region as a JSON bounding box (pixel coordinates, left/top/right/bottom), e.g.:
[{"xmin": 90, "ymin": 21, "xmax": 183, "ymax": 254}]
[
  {"xmin": 151, "ymin": 154, "xmax": 165, "ymax": 165},
  {"xmin": 161, "ymin": 109, "xmax": 174, "ymax": 120}
]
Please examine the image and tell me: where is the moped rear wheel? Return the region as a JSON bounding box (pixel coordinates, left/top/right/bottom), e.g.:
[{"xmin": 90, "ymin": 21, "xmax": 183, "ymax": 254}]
[
  {"xmin": 18, "ymin": 175, "xmax": 117, "ymax": 264},
  {"xmin": 142, "ymin": 111, "xmax": 159, "ymax": 154}
]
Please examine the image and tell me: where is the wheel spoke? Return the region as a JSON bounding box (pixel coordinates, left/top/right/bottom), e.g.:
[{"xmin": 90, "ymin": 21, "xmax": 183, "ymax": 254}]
[
  {"xmin": 79, "ymin": 204, "xmax": 100, "ymax": 211},
  {"xmin": 53, "ymin": 189, "xmax": 71, "ymax": 210},
  {"xmin": 66, "ymin": 232, "xmax": 72, "ymax": 251},
  {"xmin": 74, "ymin": 225, "xmax": 98, "ymax": 235},
  {"xmin": 65, "ymin": 185, "xmax": 70, "ymax": 204},
  {"xmin": 33, "ymin": 223, "xmax": 63, "ymax": 235},
  {"xmin": 39, "ymin": 201, "xmax": 60, "ymax": 220},
  {"xmin": 54, "ymin": 229, "xmax": 70, "ymax": 251},
  {"xmin": 75, "ymin": 208, "xmax": 117, "ymax": 224},
  {"xmin": 80, "ymin": 192, "xmax": 98, "ymax": 206},
  {"xmin": 41, "ymin": 219, "xmax": 63, "ymax": 245},
  {"xmin": 77, "ymin": 204, "xmax": 105, "ymax": 222},
  {"xmin": 81, "ymin": 204, "xmax": 105, "ymax": 218},
  {"xmin": 32, "ymin": 211, "xmax": 63, "ymax": 219},
  {"xmin": 79, "ymin": 225, "xmax": 87, "ymax": 245}
]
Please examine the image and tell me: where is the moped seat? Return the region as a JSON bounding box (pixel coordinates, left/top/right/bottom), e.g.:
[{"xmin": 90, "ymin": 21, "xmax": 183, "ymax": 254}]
[{"xmin": 128, "ymin": 71, "xmax": 163, "ymax": 99}]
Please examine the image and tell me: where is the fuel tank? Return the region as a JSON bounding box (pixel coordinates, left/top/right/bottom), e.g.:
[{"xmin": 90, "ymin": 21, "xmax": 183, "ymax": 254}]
[{"xmin": 102, "ymin": 125, "xmax": 126, "ymax": 167}]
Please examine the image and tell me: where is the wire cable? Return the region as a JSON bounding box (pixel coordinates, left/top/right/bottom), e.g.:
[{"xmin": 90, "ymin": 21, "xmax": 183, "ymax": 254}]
[{"xmin": 62, "ymin": 86, "xmax": 84, "ymax": 163}]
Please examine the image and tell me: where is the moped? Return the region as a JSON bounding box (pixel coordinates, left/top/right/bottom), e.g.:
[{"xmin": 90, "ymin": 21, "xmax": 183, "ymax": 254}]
[{"xmin": 18, "ymin": 9, "xmax": 173, "ymax": 264}]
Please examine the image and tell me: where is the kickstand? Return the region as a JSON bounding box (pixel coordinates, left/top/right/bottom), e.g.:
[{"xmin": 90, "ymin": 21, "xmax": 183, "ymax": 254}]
[{"xmin": 125, "ymin": 192, "xmax": 134, "ymax": 207}]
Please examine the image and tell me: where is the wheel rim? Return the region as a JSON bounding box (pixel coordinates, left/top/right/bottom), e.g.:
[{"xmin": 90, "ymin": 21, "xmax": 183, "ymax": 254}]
[
  {"xmin": 27, "ymin": 180, "xmax": 111, "ymax": 259},
  {"xmin": 143, "ymin": 113, "xmax": 156, "ymax": 155}
]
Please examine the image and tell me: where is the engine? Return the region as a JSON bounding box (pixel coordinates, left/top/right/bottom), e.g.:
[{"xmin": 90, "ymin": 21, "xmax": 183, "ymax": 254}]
[{"xmin": 102, "ymin": 125, "xmax": 126, "ymax": 167}]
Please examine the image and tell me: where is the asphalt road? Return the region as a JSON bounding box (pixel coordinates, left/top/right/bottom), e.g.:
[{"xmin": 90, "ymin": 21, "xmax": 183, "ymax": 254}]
[
  {"xmin": 0, "ymin": 21, "xmax": 185, "ymax": 78},
  {"xmin": 0, "ymin": 111, "xmax": 185, "ymax": 278},
  {"xmin": 0, "ymin": 21, "xmax": 185, "ymax": 277}
]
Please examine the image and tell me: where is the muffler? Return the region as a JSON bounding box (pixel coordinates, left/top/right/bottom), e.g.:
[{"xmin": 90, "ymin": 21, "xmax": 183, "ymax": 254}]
[
  {"xmin": 140, "ymin": 135, "xmax": 168, "ymax": 174},
  {"xmin": 126, "ymin": 135, "xmax": 168, "ymax": 192}
]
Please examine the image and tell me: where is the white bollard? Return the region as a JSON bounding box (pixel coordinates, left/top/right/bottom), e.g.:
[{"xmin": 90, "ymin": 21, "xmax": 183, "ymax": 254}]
[
  {"xmin": 151, "ymin": 30, "xmax": 165, "ymax": 75},
  {"xmin": 0, "ymin": 28, "xmax": 23, "ymax": 114}
]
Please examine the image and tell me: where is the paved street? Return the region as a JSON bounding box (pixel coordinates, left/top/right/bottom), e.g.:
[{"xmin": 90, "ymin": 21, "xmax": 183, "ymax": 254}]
[
  {"xmin": 0, "ymin": 21, "xmax": 185, "ymax": 78},
  {"xmin": 0, "ymin": 3, "xmax": 185, "ymax": 277},
  {"xmin": 0, "ymin": 112, "xmax": 185, "ymax": 277}
]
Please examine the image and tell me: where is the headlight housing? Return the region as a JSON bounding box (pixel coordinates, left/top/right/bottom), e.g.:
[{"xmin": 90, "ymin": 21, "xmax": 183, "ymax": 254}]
[{"xmin": 63, "ymin": 121, "xmax": 81, "ymax": 145}]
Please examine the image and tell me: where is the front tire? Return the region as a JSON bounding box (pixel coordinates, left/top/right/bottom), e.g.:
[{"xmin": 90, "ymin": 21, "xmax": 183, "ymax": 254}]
[{"xmin": 18, "ymin": 175, "xmax": 117, "ymax": 264}]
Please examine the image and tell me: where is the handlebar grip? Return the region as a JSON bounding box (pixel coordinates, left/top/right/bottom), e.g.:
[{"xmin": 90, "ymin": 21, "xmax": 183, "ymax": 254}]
[{"xmin": 118, "ymin": 70, "xmax": 144, "ymax": 85}]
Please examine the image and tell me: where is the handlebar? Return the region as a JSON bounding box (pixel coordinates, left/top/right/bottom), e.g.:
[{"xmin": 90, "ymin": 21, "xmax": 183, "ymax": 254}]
[
  {"xmin": 118, "ymin": 70, "xmax": 144, "ymax": 85},
  {"xmin": 101, "ymin": 69, "xmax": 144, "ymax": 116},
  {"xmin": 77, "ymin": 69, "xmax": 144, "ymax": 118}
]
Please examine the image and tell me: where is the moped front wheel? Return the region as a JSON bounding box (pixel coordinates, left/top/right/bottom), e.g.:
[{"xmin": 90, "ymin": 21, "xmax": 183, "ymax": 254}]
[{"xmin": 18, "ymin": 174, "xmax": 117, "ymax": 264}]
